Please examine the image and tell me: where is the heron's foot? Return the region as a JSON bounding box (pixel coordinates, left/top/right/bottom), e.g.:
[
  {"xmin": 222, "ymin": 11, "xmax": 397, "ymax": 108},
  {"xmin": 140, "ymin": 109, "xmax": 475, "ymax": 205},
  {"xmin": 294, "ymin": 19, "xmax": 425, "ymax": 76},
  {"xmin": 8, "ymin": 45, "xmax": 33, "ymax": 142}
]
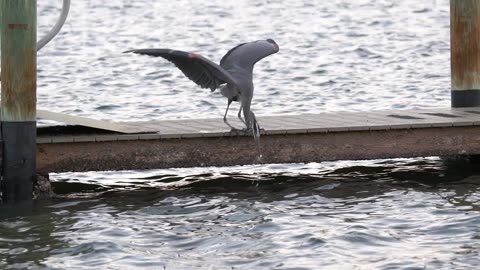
[
  {"xmin": 244, "ymin": 127, "xmax": 265, "ymax": 132},
  {"xmin": 230, "ymin": 127, "xmax": 264, "ymax": 134},
  {"xmin": 224, "ymin": 117, "xmax": 240, "ymax": 131},
  {"xmin": 229, "ymin": 127, "xmax": 248, "ymax": 133}
]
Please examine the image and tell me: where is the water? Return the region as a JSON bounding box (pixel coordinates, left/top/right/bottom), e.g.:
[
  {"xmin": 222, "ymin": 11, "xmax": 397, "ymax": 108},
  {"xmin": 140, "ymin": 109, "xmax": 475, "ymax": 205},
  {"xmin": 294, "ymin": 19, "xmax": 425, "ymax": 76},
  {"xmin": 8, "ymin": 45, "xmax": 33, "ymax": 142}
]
[
  {"xmin": 2, "ymin": 159, "xmax": 480, "ymax": 269},
  {"xmin": 3, "ymin": 0, "xmax": 480, "ymax": 269},
  {"xmin": 35, "ymin": 0, "xmax": 450, "ymax": 121}
]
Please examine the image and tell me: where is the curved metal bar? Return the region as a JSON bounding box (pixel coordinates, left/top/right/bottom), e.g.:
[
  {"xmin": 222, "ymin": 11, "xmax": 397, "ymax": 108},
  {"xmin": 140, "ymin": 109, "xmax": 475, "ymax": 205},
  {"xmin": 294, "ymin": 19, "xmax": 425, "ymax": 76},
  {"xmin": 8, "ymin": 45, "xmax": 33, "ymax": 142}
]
[
  {"xmin": 36, "ymin": 0, "xmax": 70, "ymax": 51},
  {"xmin": 1, "ymin": 0, "xmax": 70, "ymax": 81}
]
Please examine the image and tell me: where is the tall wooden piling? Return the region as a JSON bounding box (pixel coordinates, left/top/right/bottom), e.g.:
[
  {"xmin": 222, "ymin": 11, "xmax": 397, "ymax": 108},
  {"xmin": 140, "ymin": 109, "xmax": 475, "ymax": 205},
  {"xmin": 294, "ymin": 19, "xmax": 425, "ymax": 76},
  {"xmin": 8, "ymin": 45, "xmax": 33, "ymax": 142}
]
[
  {"xmin": 0, "ymin": 0, "xmax": 37, "ymax": 202},
  {"xmin": 451, "ymin": 0, "xmax": 480, "ymax": 107}
]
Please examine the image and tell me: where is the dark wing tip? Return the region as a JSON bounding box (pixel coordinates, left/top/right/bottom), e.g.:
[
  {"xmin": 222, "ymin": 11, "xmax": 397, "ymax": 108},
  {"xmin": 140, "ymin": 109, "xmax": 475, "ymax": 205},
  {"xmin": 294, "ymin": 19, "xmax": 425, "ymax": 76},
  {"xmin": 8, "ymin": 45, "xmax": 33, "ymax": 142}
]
[
  {"xmin": 266, "ymin": 38, "xmax": 276, "ymax": 44},
  {"xmin": 123, "ymin": 49, "xmax": 149, "ymax": 54},
  {"xmin": 122, "ymin": 49, "xmax": 175, "ymax": 57}
]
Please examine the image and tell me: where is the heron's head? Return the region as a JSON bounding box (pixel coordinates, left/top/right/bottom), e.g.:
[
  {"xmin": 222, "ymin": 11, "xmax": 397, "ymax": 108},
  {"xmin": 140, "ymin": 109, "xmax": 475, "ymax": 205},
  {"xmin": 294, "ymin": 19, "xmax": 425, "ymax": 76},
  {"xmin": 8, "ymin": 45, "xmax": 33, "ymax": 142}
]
[{"xmin": 266, "ymin": 39, "xmax": 279, "ymax": 52}]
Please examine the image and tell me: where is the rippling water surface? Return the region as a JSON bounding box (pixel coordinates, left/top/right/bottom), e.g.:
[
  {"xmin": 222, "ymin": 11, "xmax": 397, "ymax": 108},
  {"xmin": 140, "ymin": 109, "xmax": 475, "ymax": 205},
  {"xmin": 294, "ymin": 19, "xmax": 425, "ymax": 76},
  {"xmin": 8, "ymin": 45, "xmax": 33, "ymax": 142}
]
[
  {"xmin": 3, "ymin": 0, "xmax": 480, "ymax": 269},
  {"xmin": 35, "ymin": 0, "xmax": 450, "ymax": 121},
  {"xmin": 2, "ymin": 159, "xmax": 480, "ymax": 269}
]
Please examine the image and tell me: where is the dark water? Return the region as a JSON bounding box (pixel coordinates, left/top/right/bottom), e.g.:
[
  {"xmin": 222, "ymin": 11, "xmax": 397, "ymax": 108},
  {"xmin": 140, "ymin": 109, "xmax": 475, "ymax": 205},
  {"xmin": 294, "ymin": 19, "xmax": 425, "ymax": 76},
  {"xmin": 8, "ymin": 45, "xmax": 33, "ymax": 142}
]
[
  {"xmin": 2, "ymin": 158, "xmax": 480, "ymax": 269},
  {"xmin": 3, "ymin": 0, "xmax": 480, "ymax": 269}
]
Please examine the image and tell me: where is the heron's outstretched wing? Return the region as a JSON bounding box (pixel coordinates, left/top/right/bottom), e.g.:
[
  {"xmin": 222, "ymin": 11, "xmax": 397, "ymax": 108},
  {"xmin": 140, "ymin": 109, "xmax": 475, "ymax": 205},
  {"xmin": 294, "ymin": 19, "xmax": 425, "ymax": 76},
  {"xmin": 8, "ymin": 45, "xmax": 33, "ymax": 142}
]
[
  {"xmin": 220, "ymin": 39, "xmax": 279, "ymax": 72},
  {"xmin": 124, "ymin": 49, "xmax": 237, "ymax": 91}
]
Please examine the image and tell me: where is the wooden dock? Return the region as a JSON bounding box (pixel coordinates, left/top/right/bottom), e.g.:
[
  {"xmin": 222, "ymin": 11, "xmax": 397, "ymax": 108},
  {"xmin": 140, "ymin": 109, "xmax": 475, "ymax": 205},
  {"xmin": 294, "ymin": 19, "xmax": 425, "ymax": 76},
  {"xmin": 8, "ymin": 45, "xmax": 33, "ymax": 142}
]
[{"xmin": 31, "ymin": 107, "xmax": 480, "ymax": 173}]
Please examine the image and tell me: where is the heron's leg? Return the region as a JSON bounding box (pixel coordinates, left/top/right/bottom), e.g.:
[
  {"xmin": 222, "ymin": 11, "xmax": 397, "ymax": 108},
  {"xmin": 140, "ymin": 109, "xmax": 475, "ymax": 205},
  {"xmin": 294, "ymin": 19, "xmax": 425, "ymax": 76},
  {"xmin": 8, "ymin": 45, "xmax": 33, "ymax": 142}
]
[
  {"xmin": 223, "ymin": 99, "xmax": 232, "ymax": 123},
  {"xmin": 237, "ymin": 104, "xmax": 245, "ymax": 124},
  {"xmin": 223, "ymin": 99, "xmax": 239, "ymax": 130},
  {"xmin": 242, "ymin": 103, "xmax": 254, "ymax": 131}
]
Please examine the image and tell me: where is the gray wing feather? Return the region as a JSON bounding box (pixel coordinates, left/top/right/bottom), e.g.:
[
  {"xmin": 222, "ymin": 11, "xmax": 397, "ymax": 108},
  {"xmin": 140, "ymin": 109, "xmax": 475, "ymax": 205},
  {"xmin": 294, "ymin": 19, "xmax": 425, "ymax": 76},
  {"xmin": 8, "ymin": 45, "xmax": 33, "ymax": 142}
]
[
  {"xmin": 124, "ymin": 49, "xmax": 237, "ymax": 91},
  {"xmin": 220, "ymin": 43, "xmax": 246, "ymax": 66},
  {"xmin": 220, "ymin": 40, "xmax": 279, "ymax": 72}
]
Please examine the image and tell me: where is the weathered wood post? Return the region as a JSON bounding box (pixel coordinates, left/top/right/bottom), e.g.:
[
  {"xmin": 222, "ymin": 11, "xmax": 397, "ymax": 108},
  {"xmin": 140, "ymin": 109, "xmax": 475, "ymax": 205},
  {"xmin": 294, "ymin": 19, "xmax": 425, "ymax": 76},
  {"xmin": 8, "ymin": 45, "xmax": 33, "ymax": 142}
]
[
  {"xmin": 451, "ymin": 0, "xmax": 480, "ymax": 107},
  {"xmin": 0, "ymin": 0, "xmax": 37, "ymax": 202}
]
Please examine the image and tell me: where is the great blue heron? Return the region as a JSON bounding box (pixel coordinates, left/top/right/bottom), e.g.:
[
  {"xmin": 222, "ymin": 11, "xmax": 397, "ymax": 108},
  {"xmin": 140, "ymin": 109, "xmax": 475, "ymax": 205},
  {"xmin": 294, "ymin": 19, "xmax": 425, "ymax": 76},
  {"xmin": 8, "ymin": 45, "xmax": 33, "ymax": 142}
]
[{"xmin": 124, "ymin": 39, "xmax": 279, "ymax": 144}]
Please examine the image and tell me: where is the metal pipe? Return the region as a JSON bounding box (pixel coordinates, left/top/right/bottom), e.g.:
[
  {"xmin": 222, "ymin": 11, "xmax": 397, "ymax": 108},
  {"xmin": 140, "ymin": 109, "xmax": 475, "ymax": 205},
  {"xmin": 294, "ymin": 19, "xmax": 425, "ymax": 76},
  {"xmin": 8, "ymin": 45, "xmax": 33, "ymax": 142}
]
[
  {"xmin": 36, "ymin": 0, "xmax": 70, "ymax": 52},
  {"xmin": 451, "ymin": 0, "xmax": 480, "ymax": 107},
  {"xmin": 0, "ymin": 0, "xmax": 70, "ymax": 81}
]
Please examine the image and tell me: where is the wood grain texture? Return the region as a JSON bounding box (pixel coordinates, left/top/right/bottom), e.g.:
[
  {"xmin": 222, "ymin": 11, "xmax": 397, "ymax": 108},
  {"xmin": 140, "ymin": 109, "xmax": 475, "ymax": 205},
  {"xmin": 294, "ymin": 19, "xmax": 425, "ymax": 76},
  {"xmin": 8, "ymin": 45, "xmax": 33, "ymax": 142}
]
[{"xmin": 1, "ymin": 0, "xmax": 37, "ymax": 121}]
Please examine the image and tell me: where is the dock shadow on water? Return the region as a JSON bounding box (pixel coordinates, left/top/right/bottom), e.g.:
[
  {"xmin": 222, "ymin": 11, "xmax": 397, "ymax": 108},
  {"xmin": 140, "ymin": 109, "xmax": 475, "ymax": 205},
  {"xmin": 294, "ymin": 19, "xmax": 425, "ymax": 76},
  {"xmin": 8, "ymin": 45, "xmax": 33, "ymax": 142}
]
[{"xmin": 1, "ymin": 157, "xmax": 480, "ymax": 269}]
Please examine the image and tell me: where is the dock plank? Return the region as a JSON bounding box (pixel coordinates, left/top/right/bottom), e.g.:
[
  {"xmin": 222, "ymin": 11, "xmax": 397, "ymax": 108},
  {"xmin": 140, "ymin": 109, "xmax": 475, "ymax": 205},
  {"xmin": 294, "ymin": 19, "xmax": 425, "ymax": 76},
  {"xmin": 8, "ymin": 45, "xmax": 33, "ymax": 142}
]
[{"xmin": 37, "ymin": 107, "xmax": 480, "ymax": 140}]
